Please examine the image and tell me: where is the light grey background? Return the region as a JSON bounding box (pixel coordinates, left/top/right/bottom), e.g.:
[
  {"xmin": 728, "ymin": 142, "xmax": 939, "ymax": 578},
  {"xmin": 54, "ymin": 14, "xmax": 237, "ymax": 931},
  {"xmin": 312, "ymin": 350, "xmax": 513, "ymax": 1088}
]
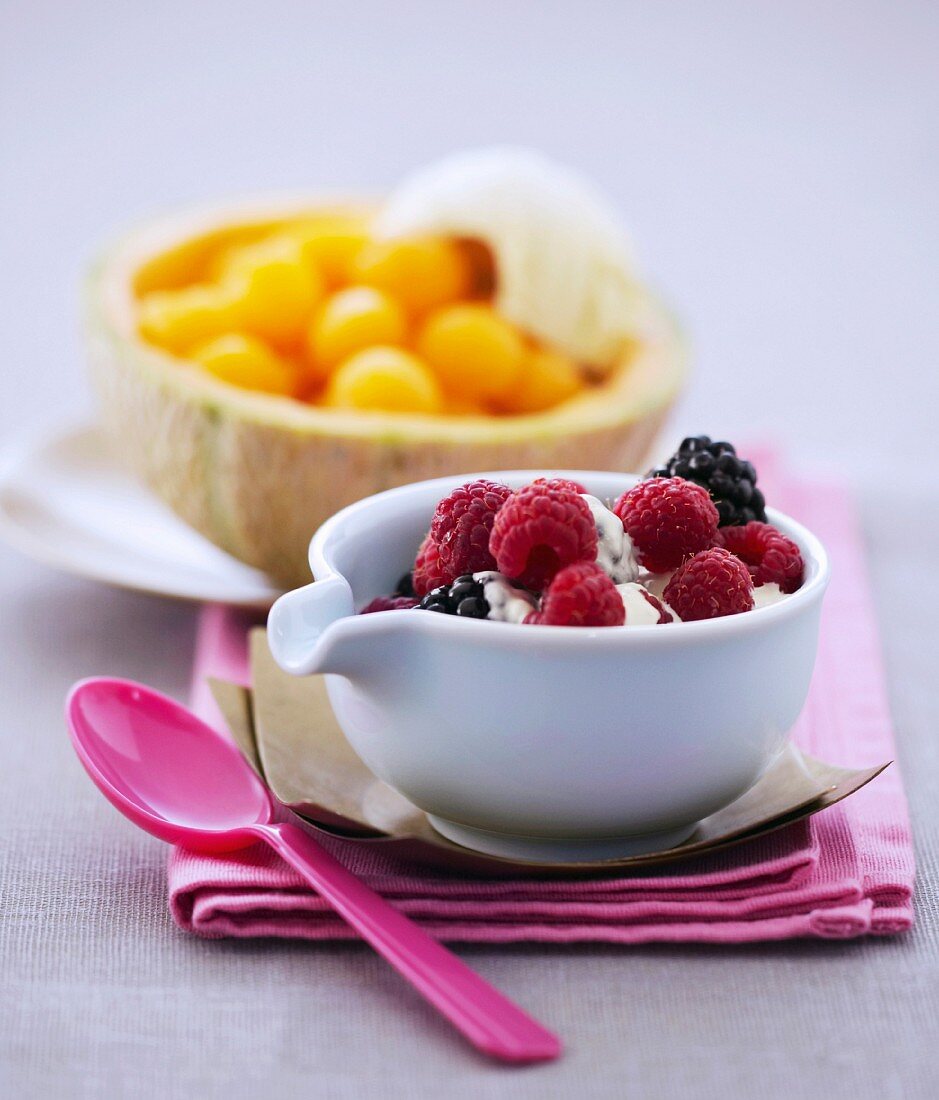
[{"xmin": 1, "ymin": 2, "xmax": 937, "ymax": 1097}]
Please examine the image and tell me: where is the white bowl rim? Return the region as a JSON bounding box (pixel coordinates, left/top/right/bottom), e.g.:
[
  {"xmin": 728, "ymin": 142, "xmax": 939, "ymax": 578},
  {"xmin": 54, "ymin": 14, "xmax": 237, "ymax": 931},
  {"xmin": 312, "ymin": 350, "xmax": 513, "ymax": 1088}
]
[{"xmin": 308, "ymin": 469, "xmax": 830, "ymax": 651}]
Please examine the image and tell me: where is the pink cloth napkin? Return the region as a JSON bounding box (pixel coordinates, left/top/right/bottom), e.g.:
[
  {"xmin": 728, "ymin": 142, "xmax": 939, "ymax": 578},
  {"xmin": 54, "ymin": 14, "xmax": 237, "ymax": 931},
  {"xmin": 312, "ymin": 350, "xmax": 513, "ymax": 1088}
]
[{"xmin": 169, "ymin": 463, "xmax": 915, "ymax": 944}]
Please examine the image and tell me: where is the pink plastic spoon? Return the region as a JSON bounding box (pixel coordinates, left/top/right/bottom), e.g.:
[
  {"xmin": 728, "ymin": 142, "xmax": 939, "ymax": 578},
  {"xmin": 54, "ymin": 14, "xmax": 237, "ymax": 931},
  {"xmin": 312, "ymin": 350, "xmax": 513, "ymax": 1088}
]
[{"xmin": 66, "ymin": 677, "xmax": 561, "ymax": 1064}]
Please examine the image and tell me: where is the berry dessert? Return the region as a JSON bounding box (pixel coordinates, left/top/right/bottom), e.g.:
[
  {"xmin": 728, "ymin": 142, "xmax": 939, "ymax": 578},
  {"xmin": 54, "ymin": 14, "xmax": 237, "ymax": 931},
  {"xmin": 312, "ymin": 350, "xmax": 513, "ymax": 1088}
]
[{"xmin": 361, "ymin": 435, "xmax": 805, "ymax": 626}]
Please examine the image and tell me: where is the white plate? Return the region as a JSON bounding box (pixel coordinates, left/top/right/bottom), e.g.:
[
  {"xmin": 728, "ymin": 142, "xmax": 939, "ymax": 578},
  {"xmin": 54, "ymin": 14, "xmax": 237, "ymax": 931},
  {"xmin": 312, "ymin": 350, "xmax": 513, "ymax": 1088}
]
[{"xmin": 0, "ymin": 421, "xmax": 282, "ymax": 608}]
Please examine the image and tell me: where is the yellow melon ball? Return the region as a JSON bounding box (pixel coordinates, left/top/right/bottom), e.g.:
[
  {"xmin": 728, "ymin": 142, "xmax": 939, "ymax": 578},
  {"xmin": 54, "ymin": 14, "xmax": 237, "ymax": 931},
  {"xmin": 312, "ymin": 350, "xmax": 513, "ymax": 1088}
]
[
  {"xmin": 307, "ymin": 286, "xmax": 407, "ymax": 379},
  {"xmin": 416, "ymin": 304, "xmax": 525, "ymax": 401},
  {"xmin": 190, "ymin": 333, "xmax": 298, "ymax": 396},
  {"xmin": 289, "ymin": 217, "xmax": 370, "ymax": 287},
  {"xmin": 497, "ymin": 346, "xmax": 584, "ymax": 414},
  {"xmin": 223, "ymin": 239, "xmax": 323, "ymax": 350},
  {"xmin": 209, "ymin": 233, "xmax": 299, "ymax": 281},
  {"xmin": 353, "ymin": 237, "xmax": 471, "ymax": 315},
  {"xmin": 325, "ymin": 346, "xmax": 443, "ymax": 415},
  {"xmin": 444, "ymin": 396, "xmax": 488, "ymax": 417},
  {"xmin": 139, "ymin": 285, "xmax": 238, "ymax": 354}
]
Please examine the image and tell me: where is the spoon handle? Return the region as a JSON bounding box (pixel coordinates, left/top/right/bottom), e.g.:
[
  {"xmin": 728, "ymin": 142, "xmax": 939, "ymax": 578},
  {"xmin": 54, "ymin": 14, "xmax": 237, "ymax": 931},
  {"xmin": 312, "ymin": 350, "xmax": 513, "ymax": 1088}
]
[{"xmin": 253, "ymin": 820, "xmax": 561, "ymax": 1064}]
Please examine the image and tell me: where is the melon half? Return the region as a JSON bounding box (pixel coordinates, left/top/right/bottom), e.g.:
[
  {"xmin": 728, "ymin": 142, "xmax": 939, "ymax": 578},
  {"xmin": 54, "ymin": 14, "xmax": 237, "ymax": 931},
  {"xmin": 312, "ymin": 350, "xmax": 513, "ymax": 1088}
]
[{"xmin": 85, "ymin": 197, "xmax": 686, "ymax": 587}]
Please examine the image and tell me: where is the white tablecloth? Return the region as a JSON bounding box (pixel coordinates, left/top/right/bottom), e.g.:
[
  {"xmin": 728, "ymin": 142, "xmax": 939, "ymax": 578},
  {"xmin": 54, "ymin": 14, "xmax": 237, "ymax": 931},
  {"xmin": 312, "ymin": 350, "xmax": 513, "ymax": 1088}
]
[{"xmin": 1, "ymin": 2, "xmax": 937, "ymax": 1096}]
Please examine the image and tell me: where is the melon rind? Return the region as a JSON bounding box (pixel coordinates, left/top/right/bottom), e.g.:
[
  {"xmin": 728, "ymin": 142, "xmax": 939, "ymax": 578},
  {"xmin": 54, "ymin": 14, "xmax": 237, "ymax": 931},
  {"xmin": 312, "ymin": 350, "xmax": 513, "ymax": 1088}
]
[{"xmin": 84, "ymin": 197, "xmax": 686, "ymax": 587}]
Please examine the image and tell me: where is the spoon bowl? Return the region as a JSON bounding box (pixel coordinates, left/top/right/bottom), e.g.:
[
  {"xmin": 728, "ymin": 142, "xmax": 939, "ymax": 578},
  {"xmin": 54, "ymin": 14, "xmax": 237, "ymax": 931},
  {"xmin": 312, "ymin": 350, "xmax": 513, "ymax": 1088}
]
[{"xmin": 68, "ymin": 677, "xmax": 271, "ymax": 851}]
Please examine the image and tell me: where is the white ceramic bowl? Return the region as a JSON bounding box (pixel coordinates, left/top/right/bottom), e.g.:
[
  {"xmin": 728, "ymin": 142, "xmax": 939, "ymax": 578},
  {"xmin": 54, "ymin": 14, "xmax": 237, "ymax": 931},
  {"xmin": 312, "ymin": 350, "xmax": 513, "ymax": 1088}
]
[{"xmin": 268, "ymin": 471, "xmax": 829, "ymax": 863}]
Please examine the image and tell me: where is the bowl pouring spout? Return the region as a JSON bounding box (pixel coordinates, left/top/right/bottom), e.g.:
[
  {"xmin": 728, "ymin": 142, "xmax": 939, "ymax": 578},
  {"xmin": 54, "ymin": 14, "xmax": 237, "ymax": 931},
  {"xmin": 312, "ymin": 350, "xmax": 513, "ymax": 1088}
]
[{"xmin": 268, "ymin": 574, "xmax": 356, "ymax": 676}]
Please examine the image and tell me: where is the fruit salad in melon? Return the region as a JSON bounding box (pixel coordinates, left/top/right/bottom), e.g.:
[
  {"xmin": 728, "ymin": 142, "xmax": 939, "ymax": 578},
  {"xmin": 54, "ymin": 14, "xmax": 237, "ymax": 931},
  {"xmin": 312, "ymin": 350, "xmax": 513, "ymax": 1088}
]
[{"xmin": 85, "ymin": 148, "xmax": 685, "ymax": 586}]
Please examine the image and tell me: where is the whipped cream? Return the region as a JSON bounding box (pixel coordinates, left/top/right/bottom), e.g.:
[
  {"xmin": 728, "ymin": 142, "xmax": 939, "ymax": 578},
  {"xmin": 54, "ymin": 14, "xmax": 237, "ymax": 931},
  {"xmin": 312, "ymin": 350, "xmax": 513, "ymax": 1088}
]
[
  {"xmin": 616, "ymin": 582, "xmax": 676, "ymax": 625},
  {"xmin": 375, "ymin": 147, "xmax": 648, "ymax": 366},
  {"xmin": 473, "ymin": 571, "xmax": 538, "ymax": 623},
  {"xmin": 636, "ymin": 569, "xmax": 672, "ymax": 600},
  {"xmin": 581, "ymin": 494, "xmax": 638, "ymax": 584},
  {"xmin": 752, "ymin": 582, "xmax": 786, "ymax": 609}
]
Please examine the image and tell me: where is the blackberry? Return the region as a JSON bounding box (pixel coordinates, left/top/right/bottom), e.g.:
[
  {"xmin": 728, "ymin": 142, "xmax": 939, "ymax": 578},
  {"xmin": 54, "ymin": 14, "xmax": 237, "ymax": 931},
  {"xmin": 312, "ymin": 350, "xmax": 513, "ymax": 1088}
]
[
  {"xmin": 416, "ymin": 574, "xmax": 490, "ymax": 618},
  {"xmin": 649, "ymin": 435, "xmax": 767, "ymax": 527},
  {"xmin": 394, "ymin": 571, "xmax": 417, "ymax": 599}
]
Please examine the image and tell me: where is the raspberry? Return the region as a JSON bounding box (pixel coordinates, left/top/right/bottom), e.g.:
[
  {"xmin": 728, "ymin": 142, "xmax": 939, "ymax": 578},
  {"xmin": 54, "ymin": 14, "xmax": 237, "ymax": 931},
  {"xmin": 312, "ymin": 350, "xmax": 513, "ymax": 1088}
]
[
  {"xmin": 716, "ymin": 522, "xmax": 804, "ymax": 593},
  {"xmin": 526, "ymin": 561, "xmax": 625, "ymax": 627},
  {"xmin": 614, "ymin": 477, "xmax": 719, "ymax": 573},
  {"xmin": 531, "ymin": 476, "xmax": 588, "ymax": 494},
  {"xmin": 663, "ymin": 547, "xmax": 754, "ymax": 621},
  {"xmin": 359, "ymin": 595, "xmax": 418, "ymax": 614},
  {"xmin": 412, "ymin": 534, "xmax": 448, "ymax": 596},
  {"xmin": 430, "ymin": 479, "xmax": 512, "ymax": 579},
  {"xmin": 489, "ymin": 482, "xmax": 597, "ymax": 591}
]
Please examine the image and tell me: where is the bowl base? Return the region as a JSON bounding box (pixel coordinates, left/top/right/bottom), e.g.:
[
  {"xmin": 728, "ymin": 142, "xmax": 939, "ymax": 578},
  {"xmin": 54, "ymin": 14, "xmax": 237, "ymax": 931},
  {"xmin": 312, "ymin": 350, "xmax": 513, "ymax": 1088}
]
[{"xmin": 426, "ymin": 815, "xmax": 698, "ymax": 864}]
